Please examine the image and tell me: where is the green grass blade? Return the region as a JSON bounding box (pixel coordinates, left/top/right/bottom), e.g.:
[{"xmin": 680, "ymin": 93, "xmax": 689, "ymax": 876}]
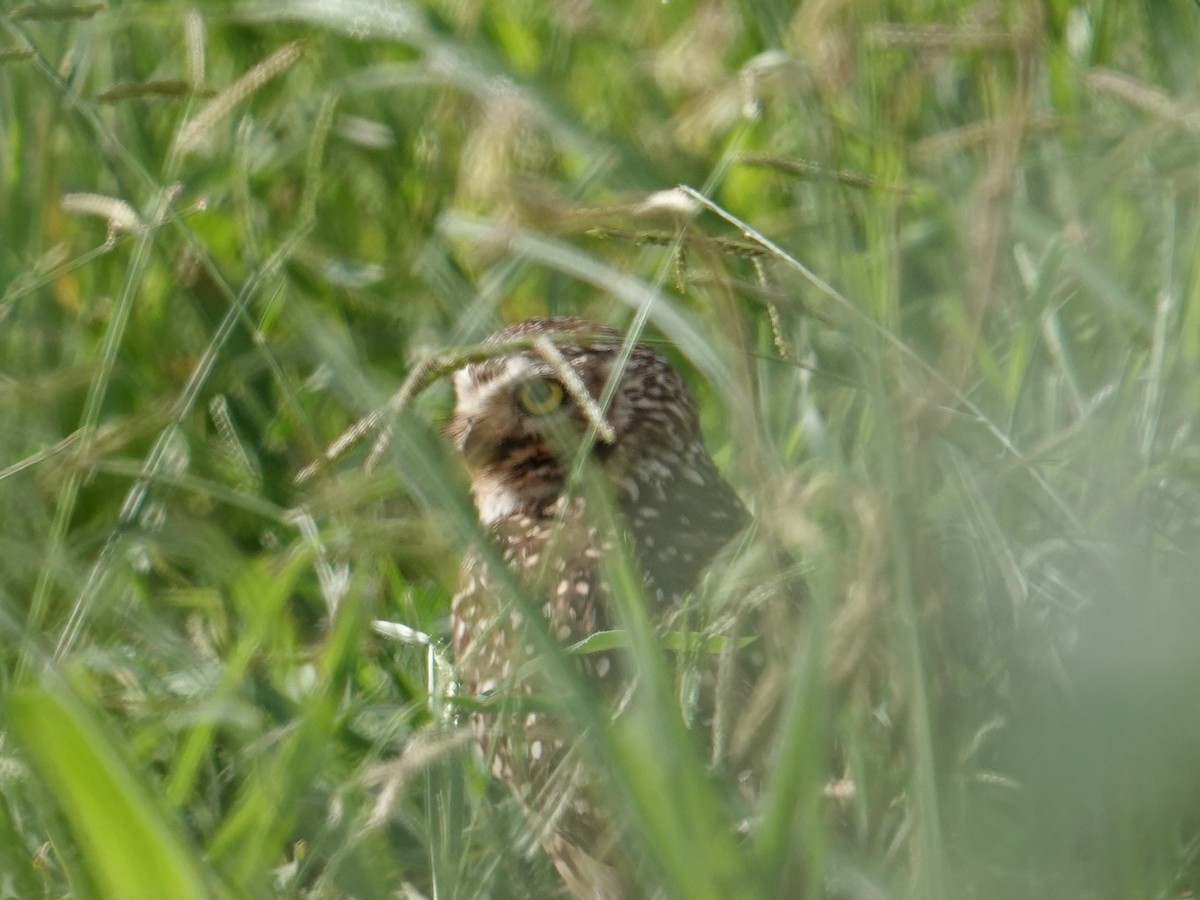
[{"xmin": 8, "ymin": 681, "xmax": 213, "ymax": 900}]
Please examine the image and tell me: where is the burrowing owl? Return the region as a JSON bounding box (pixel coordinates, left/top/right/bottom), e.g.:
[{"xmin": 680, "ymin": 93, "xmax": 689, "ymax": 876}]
[{"xmin": 448, "ymin": 317, "xmax": 746, "ymax": 897}]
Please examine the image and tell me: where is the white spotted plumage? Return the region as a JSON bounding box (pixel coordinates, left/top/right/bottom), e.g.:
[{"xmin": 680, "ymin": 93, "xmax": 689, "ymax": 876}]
[{"xmin": 448, "ymin": 317, "xmax": 746, "ymax": 898}]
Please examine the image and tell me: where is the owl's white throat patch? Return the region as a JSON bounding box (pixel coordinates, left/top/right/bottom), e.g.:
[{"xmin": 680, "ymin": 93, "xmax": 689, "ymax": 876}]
[{"xmin": 471, "ymin": 472, "xmax": 520, "ymax": 525}]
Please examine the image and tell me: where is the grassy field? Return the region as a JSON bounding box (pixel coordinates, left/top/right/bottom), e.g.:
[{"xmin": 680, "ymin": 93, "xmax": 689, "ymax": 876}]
[{"xmin": 3, "ymin": 1, "xmax": 1200, "ymax": 898}]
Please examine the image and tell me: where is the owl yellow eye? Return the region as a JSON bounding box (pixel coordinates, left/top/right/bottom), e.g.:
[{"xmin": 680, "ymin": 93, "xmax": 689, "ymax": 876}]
[{"xmin": 515, "ymin": 378, "xmax": 564, "ymax": 415}]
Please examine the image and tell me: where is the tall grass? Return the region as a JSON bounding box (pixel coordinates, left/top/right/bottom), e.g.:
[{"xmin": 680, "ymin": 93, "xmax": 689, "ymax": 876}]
[{"xmin": 2, "ymin": 1, "xmax": 1199, "ymax": 897}]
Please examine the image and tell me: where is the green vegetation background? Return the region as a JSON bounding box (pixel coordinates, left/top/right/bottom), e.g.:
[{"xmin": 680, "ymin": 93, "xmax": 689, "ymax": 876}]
[{"xmin": 2, "ymin": 1, "xmax": 1199, "ymax": 898}]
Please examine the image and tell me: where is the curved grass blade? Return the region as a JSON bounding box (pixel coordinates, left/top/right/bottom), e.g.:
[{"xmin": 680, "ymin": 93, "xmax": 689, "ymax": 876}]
[{"xmin": 8, "ymin": 681, "xmax": 213, "ymax": 900}]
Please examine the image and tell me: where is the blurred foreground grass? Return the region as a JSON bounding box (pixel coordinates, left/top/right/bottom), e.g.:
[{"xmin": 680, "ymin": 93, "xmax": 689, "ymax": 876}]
[{"xmin": 2, "ymin": 1, "xmax": 1200, "ymax": 898}]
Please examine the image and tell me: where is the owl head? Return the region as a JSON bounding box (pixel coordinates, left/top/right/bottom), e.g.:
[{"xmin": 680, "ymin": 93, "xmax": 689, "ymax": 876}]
[{"xmin": 448, "ymin": 317, "xmax": 706, "ymax": 525}]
